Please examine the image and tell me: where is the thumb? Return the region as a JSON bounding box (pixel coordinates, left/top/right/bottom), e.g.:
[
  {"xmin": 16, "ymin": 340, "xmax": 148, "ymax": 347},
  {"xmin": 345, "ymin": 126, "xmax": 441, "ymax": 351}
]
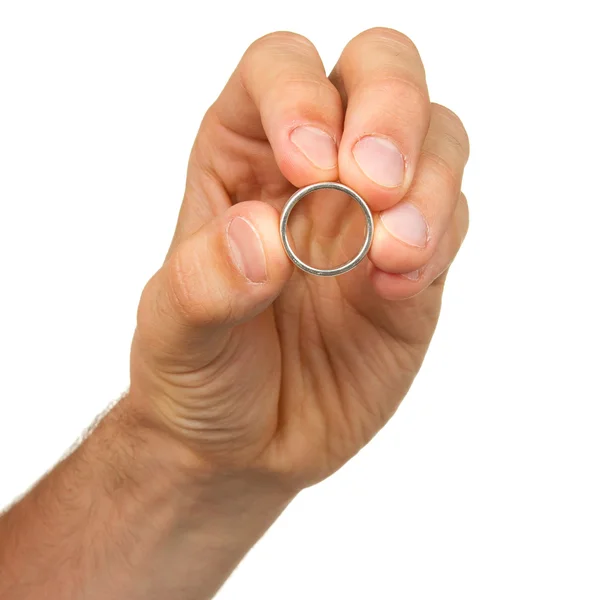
[{"xmin": 136, "ymin": 200, "xmax": 293, "ymax": 369}]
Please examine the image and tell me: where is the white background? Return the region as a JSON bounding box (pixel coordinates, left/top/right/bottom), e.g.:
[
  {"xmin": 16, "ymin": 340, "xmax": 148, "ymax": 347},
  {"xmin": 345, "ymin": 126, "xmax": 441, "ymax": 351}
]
[{"xmin": 1, "ymin": 1, "xmax": 599, "ymax": 598}]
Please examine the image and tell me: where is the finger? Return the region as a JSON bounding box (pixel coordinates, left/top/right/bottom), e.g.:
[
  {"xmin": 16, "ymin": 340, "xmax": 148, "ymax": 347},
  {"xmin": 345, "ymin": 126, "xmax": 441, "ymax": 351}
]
[
  {"xmin": 369, "ymin": 192, "xmax": 469, "ymax": 301},
  {"xmin": 138, "ymin": 200, "xmax": 293, "ymax": 370},
  {"xmin": 330, "ymin": 27, "xmax": 430, "ymax": 212},
  {"xmin": 207, "ymin": 31, "xmax": 344, "ymax": 188},
  {"xmin": 369, "ymin": 103, "xmax": 470, "ymax": 274}
]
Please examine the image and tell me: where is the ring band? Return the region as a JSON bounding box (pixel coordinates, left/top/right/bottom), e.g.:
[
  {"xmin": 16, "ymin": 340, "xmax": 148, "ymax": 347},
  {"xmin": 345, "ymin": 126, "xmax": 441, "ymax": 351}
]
[{"xmin": 279, "ymin": 182, "xmax": 374, "ymax": 277}]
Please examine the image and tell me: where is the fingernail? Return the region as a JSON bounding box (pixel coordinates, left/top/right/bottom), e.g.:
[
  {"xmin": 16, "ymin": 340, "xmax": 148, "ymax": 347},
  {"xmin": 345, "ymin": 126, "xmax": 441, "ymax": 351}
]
[
  {"xmin": 352, "ymin": 135, "xmax": 405, "ymax": 187},
  {"xmin": 290, "ymin": 126, "xmax": 337, "ymax": 170},
  {"xmin": 227, "ymin": 217, "xmax": 267, "ymax": 283},
  {"xmin": 402, "ymin": 269, "xmax": 421, "ymax": 281},
  {"xmin": 380, "ymin": 202, "xmax": 429, "ymax": 248}
]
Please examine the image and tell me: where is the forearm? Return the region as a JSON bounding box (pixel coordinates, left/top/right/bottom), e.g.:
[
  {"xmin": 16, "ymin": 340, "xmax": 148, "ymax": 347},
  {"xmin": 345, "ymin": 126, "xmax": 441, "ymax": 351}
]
[{"xmin": 0, "ymin": 398, "xmax": 293, "ymax": 600}]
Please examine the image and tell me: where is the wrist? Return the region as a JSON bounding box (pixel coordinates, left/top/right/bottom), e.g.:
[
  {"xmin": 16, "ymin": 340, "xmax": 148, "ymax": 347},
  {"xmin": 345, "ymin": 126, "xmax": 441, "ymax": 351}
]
[
  {"xmin": 0, "ymin": 395, "xmax": 295, "ymax": 600},
  {"xmin": 108, "ymin": 393, "xmax": 296, "ymax": 525}
]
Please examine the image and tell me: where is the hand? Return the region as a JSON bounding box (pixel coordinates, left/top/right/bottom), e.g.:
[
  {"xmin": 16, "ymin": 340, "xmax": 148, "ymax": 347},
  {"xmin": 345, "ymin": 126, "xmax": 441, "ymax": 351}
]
[{"xmin": 129, "ymin": 27, "xmax": 469, "ymax": 491}]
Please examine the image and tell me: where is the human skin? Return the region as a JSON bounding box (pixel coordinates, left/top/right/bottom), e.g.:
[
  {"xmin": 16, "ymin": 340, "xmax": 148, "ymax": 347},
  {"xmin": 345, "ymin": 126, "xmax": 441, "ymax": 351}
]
[{"xmin": 0, "ymin": 28, "xmax": 469, "ymax": 599}]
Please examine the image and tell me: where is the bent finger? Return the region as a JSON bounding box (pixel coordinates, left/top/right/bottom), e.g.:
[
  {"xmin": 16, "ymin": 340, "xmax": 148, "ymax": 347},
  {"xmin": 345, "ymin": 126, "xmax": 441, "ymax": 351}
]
[
  {"xmin": 330, "ymin": 27, "xmax": 430, "ymax": 212},
  {"xmin": 369, "ymin": 103, "xmax": 470, "ymax": 274},
  {"xmin": 370, "ymin": 192, "xmax": 469, "ymax": 301},
  {"xmin": 209, "ymin": 31, "xmax": 344, "ymax": 187}
]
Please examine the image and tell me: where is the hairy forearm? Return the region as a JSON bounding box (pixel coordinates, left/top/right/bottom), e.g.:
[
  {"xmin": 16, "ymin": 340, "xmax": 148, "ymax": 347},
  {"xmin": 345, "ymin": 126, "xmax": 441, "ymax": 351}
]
[{"xmin": 0, "ymin": 398, "xmax": 293, "ymax": 599}]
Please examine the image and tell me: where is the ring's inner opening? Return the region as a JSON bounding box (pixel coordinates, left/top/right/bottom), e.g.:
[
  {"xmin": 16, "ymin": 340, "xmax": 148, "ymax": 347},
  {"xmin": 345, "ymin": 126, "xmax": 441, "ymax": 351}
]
[{"xmin": 286, "ymin": 187, "xmax": 368, "ymax": 272}]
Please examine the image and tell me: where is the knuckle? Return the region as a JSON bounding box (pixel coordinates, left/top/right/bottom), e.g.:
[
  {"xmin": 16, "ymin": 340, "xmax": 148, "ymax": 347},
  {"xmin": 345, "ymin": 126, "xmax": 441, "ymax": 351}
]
[
  {"xmin": 422, "ymin": 149, "xmax": 462, "ymax": 193},
  {"xmin": 358, "ymin": 73, "xmax": 429, "ymax": 115},
  {"xmin": 356, "ymin": 27, "xmax": 419, "ymax": 55},
  {"xmin": 246, "ymin": 31, "xmax": 316, "ymax": 60},
  {"xmin": 432, "ymin": 103, "xmax": 470, "ymax": 160},
  {"xmin": 272, "ymin": 75, "xmax": 333, "ymax": 99},
  {"xmin": 383, "ymin": 74, "xmax": 428, "ymax": 105},
  {"xmin": 241, "ymin": 32, "xmax": 336, "ymax": 116},
  {"xmin": 165, "ymin": 248, "xmax": 199, "ymax": 323},
  {"xmin": 165, "ymin": 246, "xmax": 231, "ymax": 326},
  {"xmin": 265, "ymin": 77, "xmax": 342, "ymax": 117},
  {"xmin": 441, "ymin": 129, "xmax": 470, "ymax": 163},
  {"xmin": 338, "ymin": 28, "xmax": 427, "ymax": 107}
]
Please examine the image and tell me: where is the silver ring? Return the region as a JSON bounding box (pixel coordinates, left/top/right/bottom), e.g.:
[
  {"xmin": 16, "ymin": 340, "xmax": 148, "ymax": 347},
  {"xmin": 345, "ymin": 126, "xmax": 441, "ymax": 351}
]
[{"xmin": 279, "ymin": 182, "xmax": 374, "ymax": 277}]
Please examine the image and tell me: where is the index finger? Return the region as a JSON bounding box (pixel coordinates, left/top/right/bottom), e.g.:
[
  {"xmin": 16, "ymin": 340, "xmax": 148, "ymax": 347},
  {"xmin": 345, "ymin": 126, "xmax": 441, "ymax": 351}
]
[
  {"xmin": 172, "ymin": 32, "xmax": 345, "ymax": 250},
  {"xmin": 209, "ymin": 32, "xmax": 344, "ymax": 187}
]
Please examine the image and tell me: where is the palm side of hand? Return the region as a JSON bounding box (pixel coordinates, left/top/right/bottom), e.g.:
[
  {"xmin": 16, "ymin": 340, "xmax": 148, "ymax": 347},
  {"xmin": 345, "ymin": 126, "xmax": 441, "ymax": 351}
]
[
  {"xmin": 130, "ymin": 29, "xmax": 469, "ymax": 488},
  {"xmin": 267, "ymin": 269, "xmax": 442, "ymax": 484}
]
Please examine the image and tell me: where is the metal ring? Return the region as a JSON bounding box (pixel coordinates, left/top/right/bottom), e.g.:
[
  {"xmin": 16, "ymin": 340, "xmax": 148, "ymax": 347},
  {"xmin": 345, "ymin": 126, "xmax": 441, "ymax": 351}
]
[{"xmin": 279, "ymin": 182, "xmax": 374, "ymax": 277}]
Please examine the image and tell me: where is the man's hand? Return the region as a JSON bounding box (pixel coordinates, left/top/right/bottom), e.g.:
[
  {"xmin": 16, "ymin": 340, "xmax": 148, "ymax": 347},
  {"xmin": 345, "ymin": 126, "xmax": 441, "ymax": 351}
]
[
  {"xmin": 0, "ymin": 28, "xmax": 469, "ymax": 600},
  {"xmin": 130, "ymin": 27, "xmax": 469, "ymax": 488}
]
